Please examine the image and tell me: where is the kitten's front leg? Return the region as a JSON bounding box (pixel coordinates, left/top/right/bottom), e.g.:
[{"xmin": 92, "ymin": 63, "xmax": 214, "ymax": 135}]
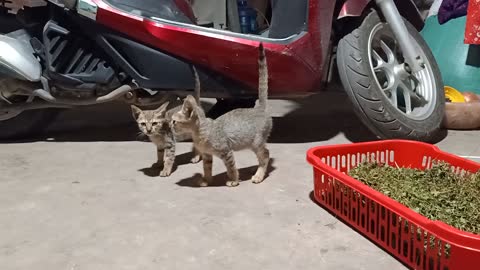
[
  {"xmin": 199, "ymin": 154, "xmax": 213, "ymax": 187},
  {"xmin": 160, "ymin": 144, "xmax": 175, "ymax": 177},
  {"xmin": 153, "ymin": 148, "xmax": 164, "ymax": 168},
  {"xmin": 222, "ymin": 151, "xmax": 239, "ymax": 187}
]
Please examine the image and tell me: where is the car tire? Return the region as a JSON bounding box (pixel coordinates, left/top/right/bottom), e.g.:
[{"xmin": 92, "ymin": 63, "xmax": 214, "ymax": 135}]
[{"xmin": 337, "ymin": 10, "xmax": 445, "ymax": 142}]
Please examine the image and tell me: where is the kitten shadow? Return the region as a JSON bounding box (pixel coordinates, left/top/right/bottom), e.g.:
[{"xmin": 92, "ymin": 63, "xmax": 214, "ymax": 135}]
[
  {"xmin": 175, "ymin": 158, "xmax": 276, "ymax": 188},
  {"xmin": 138, "ymin": 151, "xmax": 197, "ymax": 177}
]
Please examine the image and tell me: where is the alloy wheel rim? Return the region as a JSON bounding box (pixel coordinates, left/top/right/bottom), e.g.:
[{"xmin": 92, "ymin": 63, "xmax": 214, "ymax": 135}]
[{"xmin": 367, "ymin": 22, "xmax": 437, "ymax": 121}]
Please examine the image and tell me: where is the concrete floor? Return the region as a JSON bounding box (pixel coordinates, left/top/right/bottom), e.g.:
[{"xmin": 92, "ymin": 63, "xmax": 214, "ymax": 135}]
[{"xmin": 1, "ymin": 92, "xmax": 479, "ymax": 270}]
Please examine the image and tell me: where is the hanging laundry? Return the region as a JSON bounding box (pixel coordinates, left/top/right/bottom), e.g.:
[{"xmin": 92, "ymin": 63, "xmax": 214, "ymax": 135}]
[
  {"xmin": 438, "ymin": 0, "xmax": 469, "ymax": 24},
  {"xmin": 464, "ymin": 0, "xmax": 480, "ymax": 44}
]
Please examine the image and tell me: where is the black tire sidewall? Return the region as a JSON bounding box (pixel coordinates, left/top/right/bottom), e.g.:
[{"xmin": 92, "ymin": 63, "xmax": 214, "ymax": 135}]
[{"xmin": 0, "ymin": 109, "xmax": 59, "ymax": 140}]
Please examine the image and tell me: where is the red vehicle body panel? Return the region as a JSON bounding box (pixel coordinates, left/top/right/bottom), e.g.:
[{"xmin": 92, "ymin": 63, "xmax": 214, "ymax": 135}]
[
  {"xmin": 92, "ymin": 0, "xmax": 337, "ymax": 95},
  {"xmin": 338, "ymin": 0, "xmax": 370, "ymax": 19}
]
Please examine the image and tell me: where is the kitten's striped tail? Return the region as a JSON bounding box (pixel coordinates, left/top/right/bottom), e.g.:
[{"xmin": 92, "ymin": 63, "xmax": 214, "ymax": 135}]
[
  {"xmin": 257, "ymin": 43, "xmax": 268, "ymax": 110},
  {"xmin": 192, "ymin": 65, "xmax": 201, "ymax": 103}
]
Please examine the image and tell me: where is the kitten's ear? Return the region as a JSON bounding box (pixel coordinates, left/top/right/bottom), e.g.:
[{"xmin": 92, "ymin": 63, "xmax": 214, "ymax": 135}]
[
  {"xmin": 185, "ymin": 95, "xmax": 197, "ymax": 106},
  {"xmin": 155, "ymin": 102, "xmax": 170, "ymax": 116},
  {"xmin": 131, "ymin": 105, "xmax": 143, "ymax": 120}
]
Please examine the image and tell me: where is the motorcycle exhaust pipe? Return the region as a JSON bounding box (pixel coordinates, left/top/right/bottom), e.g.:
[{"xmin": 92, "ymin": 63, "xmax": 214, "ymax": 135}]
[{"xmin": 375, "ymin": 0, "xmax": 424, "ymax": 73}]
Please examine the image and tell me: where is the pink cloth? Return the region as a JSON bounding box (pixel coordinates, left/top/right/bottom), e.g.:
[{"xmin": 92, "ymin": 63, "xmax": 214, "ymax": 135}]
[{"xmin": 465, "ymin": 0, "xmax": 480, "ymax": 44}]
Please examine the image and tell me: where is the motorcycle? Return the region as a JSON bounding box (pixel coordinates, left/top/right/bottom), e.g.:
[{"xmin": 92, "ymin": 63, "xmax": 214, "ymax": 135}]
[{"xmin": 0, "ymin": 0, "xmax": 444, "ymax": 141}]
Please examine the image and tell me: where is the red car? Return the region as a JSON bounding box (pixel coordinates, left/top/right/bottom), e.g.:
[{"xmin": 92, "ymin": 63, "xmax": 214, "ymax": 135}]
[{"xmin": 0, "ymin": 0, "xmax": 443, "ymax": 141}]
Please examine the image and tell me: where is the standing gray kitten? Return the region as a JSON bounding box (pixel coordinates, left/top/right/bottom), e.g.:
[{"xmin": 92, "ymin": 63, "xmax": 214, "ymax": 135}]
[
  {"xmin": 131, "ymin": 67, "xmax": 202, "ymax": 177},
  {"xmin": 171, "ymin": 43, "xmax": 272, "ymax": 187}
]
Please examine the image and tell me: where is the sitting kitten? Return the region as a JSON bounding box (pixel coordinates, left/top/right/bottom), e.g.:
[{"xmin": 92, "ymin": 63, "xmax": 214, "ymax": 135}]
[
  {"xmin": 131, "ymin": 67, "xmax": 202, "ymax": 177},
  {"xmin": 171, "ymin": 43, "xmax": 272, "ymax": 187}
]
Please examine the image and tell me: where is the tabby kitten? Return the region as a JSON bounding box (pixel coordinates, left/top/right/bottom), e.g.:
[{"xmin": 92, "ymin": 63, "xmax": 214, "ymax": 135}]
[
  {"xmin": 171, "ymin": 43, "xmax": 272, "ymax": 187},
  {"xmin": 131, "ymin": 67, "xmax": 202, "ymax": 177}
]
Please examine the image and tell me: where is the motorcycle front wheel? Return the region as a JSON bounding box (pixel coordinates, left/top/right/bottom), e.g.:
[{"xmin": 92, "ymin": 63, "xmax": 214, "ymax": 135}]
[
  {"xmin": 336, "ymin": 11, "xmax": 445, "ymax": 142},
  {"xmin": 0, "ymin": 95, "xmax": 59, "ymax": 140}
]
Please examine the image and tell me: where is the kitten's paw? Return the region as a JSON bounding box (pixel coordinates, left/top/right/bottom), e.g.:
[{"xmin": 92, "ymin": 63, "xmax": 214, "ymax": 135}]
[
  {"xmin": 251, "ymin": 175, "xmax": 265, "ymax": 184},
  {"xmin": 190, "ymin": 155, "xmax": 202, "ymax": 164},
  {"xmin": 159, "ymin": 169, "xmax": 172, "ymax": 177},
  {"xmin": 226, "ymin": 180, "xmax": 239, "ymax": 187},
  {"xmin": 198, "ymin": 179, "xmax": 209, "ymax": 187}
]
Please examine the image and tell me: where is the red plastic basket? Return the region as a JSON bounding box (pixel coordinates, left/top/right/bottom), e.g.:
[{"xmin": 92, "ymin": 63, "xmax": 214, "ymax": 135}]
[{"xmin": 306, "ymin": 140, "xmax": 480, "ymax": 270}]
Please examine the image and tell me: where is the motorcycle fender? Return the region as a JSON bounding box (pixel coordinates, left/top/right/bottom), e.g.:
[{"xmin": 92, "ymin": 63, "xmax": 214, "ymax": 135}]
[
  {"xmin": 0, "ymin": 32, "xmax": 41, "ymax": 82},
  {"xmin": 337, "ymin": 0, "xmax": 424, "ymax": 30},
  {"xmin": 337, "ymin": 0, "xmax": 370, "ymax": 19}
]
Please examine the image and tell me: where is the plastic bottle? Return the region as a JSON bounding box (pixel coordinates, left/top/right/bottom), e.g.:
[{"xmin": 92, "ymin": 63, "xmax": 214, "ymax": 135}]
[
  {"xmin": 237, "ymin": 0, "xmax": 257, "ymax": 34},
  {"xmin": 249, "ymin": 8, "xmax": 258, "ymax": 34},
  {"xmin": 237, "ymin": 0, "xmax": 250, "ymax": 34}
]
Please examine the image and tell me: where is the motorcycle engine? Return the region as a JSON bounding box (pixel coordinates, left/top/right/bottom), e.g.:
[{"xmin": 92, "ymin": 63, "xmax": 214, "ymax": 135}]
[{"xmin": 36, "ymin": 20, "xmax": 125, "ymax": 99}]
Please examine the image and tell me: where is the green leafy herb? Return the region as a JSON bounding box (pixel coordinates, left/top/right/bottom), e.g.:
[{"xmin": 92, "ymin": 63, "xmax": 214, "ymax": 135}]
[{"xmin": 349, "ymin": 161, "xmax": 480, "ymax": 234}]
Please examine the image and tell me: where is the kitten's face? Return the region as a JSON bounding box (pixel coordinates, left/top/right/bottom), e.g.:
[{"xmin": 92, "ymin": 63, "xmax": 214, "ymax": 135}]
[
  {"xmin": 171, "ymin": 95, "xmax": 198, "ymax": 134},
  {"xmin": 132, "ymin": 102, "xmax": 170, "ymax": 136}
]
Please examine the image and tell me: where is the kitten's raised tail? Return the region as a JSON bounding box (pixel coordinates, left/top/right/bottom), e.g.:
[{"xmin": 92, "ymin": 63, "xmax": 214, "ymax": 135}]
[
  {"xmin": 258, "ymin": 43, "xmax": 268, "ymax": 110},
  {"xmin": 192, "ymin": 66, "xmax": 201, "ymax": 103}
]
